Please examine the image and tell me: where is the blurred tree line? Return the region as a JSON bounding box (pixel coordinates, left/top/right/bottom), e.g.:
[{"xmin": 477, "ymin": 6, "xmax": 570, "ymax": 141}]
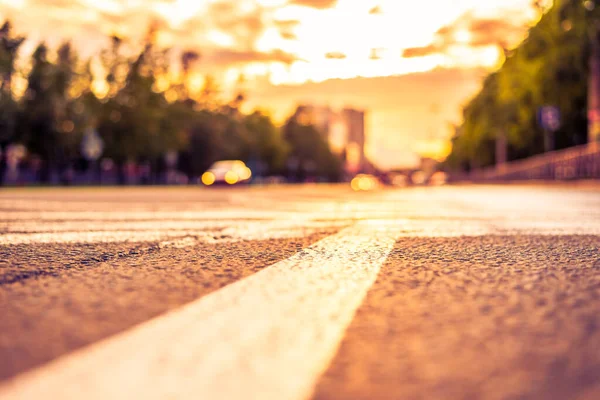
[
  {"xmin": 446, "ymin": 0, "xmax": 597, "ymax": 171},
  {"xmin": 0, "ymin": 20, "xmax": 343, "ymax": 185}
]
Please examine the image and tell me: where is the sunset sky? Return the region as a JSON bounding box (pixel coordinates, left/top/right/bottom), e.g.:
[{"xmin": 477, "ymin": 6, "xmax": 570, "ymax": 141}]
[{"xmin": 0, "ymin": 0, "xmax": 545, "ymax": 168}]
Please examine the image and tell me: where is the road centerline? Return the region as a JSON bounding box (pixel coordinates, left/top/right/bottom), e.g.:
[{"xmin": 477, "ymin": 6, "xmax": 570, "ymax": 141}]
[{"xmin": 0, "ymin": 221, "xmax": 401, "ymax": 400}]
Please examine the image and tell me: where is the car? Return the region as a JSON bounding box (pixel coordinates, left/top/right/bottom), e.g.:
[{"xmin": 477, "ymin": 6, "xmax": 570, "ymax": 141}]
[
  {"xmin": 386, "ymin": 172, "xmax": 410, "ymax": 187},
  {"xmin": 428, "ymin": 171, "xmax": 448, "ymax": 186},
  {"xmin": 201, "ymin": 160, "xmax": 252, "ymax": 186}
]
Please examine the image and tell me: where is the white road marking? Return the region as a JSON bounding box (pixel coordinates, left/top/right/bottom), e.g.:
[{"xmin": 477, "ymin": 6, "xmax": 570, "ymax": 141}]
[
  {"xmin": 3, "ymin": 214, "xmax": 599, "ymax": 246},
  {"xmin": 0, "ymin": 221, "xmax": 399, "ymax": 400},
  {"xmin": 0, "ymin": 230, "xmax": 210, "ymax": 245},
  {"xmin": 0, "ymin": 209, "xmax": 305, "ymax": 221},
  {"xmin": 0, "ymin": 219, "xmax": 349, "ymax": 246},
  {"xmin": 0, "ymin": 220, "xmax": 238, "ymax": 233}
]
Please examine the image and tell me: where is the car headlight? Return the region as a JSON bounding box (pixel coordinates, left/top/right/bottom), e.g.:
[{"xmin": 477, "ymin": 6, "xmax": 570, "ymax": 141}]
[
  {"xmin": 201, "ymin": 172, "xmax": 216, "ymax": 186},
  {"xmin": 225, "ymin": 171, "xmax": 239, "ymax": 185},
  {"xmin": 239, "ymin": 167, "xmax": 252, "ymax": 180}
]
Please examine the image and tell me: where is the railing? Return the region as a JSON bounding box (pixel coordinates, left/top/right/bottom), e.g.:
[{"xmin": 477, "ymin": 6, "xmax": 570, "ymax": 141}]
[{"xmin": 452, "ymin": 142, "xmax": 600, "ymax": 182}]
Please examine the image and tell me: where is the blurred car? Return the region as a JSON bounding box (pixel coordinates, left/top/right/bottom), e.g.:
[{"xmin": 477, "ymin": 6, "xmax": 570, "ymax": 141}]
[
  {"xmin": 351, "ymin": 174, "xmax": 381, "ymax": 191},
  {"xmin": 429, "ymin": 171, "xmax": 448, "ymax": 186},
  {"xmin": 410, "ymin": 170, "xmax": 427, "ymax": 186},
  {"xmin": 201, "ymin": 160, "xmax": 252, "ymax": 186},
  {"xmin": 386, "ymin": 172, "xmax": 410, "ymax": 187}
]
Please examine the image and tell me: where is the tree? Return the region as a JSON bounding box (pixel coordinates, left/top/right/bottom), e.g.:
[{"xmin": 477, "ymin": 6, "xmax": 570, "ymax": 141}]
[
  {"xmin": 283, "ymin": 117, "xmax": 343, "ymax": 182},
  {"xmin": 20, "ymin": 43, "xmax": 61, "ymax": 182},
  {"xmin": 53, "ymin": 42, "xmax": 83, "ymax": 166},
  {"xmin": 0, "ymin": 19, "xmax": 341, "ymax": 185},
  {"xmin": 177, "ymin": 50, "xmax": 200, "ymax": 101},
  {"xmin": 0, "ymin": 20, "xmax": 25, "ymax": 185},
  {"xmin": 97, "ymin": 25, "xmax": 186, "ymax": 183},
  {"xmin": 20, "ymin": 41, "xmax": 90, "ymax": 183},
  {"xmin": 447, "ymin": 1, "xmax": 591, "ymax": 171},
  {"xmin": 178, "ymin": 109, "xmax": 221, "ymax": 178},
  {"xmin": 244, "ymin": 111, "xmax": 288, "ymax": 175}
]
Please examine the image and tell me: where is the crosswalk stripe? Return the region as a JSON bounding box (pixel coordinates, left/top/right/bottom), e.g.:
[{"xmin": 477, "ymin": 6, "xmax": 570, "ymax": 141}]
[
  {"xmin": 0, "ymin": 221, "xmax": 400, "ymax": 400},
  {"xmin": 0, "ymin": 210, "xmax": 306, "ymax": 222},
  {"xmin": 0, "ymin": 219, "xmax": 349, "ymax": 246}
]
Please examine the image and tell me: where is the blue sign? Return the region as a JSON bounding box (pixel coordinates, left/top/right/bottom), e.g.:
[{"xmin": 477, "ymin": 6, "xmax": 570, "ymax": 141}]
[{"xmin": 538, "ymin": 106, "xmax": 561, "ymax": 132}]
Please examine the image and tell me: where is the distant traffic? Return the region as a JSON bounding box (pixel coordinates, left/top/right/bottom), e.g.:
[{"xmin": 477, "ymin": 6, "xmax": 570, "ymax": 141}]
[{"xmin": 199, "ymin": 159, "xmax": 447, "ymax": 189}]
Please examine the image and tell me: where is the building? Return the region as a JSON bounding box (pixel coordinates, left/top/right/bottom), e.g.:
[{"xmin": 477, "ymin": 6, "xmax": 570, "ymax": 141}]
[
  {"xmin": 293, "ymin": 104, "xmax": 367, "ymax": 175},
  {"xmin": 342, "ymin": 108, "xmax": 366, "ymax": 174}
]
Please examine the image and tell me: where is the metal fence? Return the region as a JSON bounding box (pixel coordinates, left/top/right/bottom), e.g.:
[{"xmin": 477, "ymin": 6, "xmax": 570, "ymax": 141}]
[{"xmin": 454, "ymin": 142, "xmax": 600, "ymax": 182}]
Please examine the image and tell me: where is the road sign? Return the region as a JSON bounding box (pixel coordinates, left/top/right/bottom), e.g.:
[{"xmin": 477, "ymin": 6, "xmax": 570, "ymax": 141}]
[
  {"xmin": 81, "ymin": 129, "xmax": 104, "ymax": 162},
  {"xmin": 538, "ymin": 106, "xmax": 561, "ymax": 132}
]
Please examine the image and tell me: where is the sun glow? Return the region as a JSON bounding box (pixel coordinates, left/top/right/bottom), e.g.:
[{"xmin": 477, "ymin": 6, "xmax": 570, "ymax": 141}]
[
  {"xmin": 454, "ymin": 29, "xmax": 472, "ymax": 44},
  {"xmin": 154, "ymin": 0, "xmax": 209, "ymax": 28},
  {"xmin": 241, "ymin": 0, "xmax": 533, "ymax": 86},
  {"xmin": 0, "ymin": 0, "xmax": 539, "ymax": 90}
]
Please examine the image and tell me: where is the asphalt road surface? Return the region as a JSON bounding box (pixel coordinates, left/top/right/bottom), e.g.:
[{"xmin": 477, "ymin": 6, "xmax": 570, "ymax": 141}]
[{"xmin": 0, "ymin": 183, "xmax": 599, "ymax": 400}]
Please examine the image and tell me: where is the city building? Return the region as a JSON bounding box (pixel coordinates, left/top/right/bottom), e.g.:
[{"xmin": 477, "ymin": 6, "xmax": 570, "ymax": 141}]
[{"xmin": 293, "ymin": 104, "xmax": 367, "ymax": 175}]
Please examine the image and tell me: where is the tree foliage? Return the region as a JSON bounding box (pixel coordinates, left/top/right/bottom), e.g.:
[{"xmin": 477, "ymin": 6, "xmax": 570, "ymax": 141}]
[
  {"xmin": 0, "ymin": 19, "xmax": 343, "ymax": 185},
  {"xmin": 283, "ymin": 116, "xmax": 343, "ymax": 182},
  {"xmin": 0, "ymin": 21, "xmax": 25, "ymax": 183},
  {"xmin": 446, "ymin": 0, "xmax": 596, "ymax": 170}
]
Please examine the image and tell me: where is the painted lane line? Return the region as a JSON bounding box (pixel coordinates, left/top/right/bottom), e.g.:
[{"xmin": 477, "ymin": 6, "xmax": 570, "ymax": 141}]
[
  {"xmin": 0, "ymin": 220, "xmax": 242, "ymax": 233},
  {"xmin": 0, "ymin": 219, "xmax": 347, "ymax": 246},
  {"xmin": 0, "ymin": 221, "xmax": 400, "ymax": 400},
  {"xmin": 0, "ymin": 209, "xmax": 309, "ymax": 222},
  {"xmin": 157, "ymin": 219, "xmax": 348, "ymax": 249},
  {"xmin": 0, "ymin": 230, "xmax": 213, "ymax": 246}
]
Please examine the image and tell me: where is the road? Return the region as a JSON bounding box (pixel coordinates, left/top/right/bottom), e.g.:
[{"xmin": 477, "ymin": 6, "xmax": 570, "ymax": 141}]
[{"xmin": 0, "ymin": 183, "xmax": 599, "ymax": 400}]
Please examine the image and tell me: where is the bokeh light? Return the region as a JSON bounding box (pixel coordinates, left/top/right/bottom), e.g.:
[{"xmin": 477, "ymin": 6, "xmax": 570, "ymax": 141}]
[
  {"xmin": 201, "ymin": 172, "xmax": 216, "ymax": 186},
  {"xmin": 240, "ymin": 167, "xmax": 252, "ymax": 181},
  {"xmin": 351, "ymin": 174, "xmax": 380, "ymax": 192},
  {"xmin": 225, "ymin": 171, "xmax": 239, "ymax": 185}
]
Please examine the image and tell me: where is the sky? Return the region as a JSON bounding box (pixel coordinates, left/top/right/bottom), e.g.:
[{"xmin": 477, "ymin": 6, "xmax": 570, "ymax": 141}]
[{"xmin": 0, "ymin": 0, "xmax": 545, "ymax": 169}]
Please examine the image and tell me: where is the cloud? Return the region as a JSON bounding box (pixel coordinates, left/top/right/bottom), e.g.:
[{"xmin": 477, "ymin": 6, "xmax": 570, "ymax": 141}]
[
  {"xmin": 467, "ymin": 18, "xmax": 525, "ymax": 47},
  {"xmin": 29, "ymin": 0, "xmax": 79, "ymax": 7},
  {"xmin": 205, "ymin": 48, "xmax": 298, "ymax": 66},
  {"xmin": 369, "ymin": 5, "xmax": 382, "ymax": 15},
  {"xmin": 274, "ymin": 19, "xmax": 300, "ymax": 40},
  {"xmin": 280, "ymin": 32, "xmax": 296, "ymax": 40},
  {"xmin": 402, "ymin": 44, "xmax": 438, "ymax": 58},
  {"xmin": 369, "ymin": 48, "xmax": 383, "ymax": 60},
  {"xmin": 288, "ymin": 0, "xmax": 338, "ymax": 9},
  {"xmin": 5, "ymin": 0, "xmax": 282, "ymax": 63},
  {"xmin": 324, "ymin": 51, "xmax": 346, "ymax": 59},
  {"xmin": 5, "ymin": 0, "xmax": 172, "ymax": 43},
  {"xmin": 402, "ymin": 12, "xmax": 526, "ymax": 58},
  {"xmin": 203, "ymin": 2, "xmax": 266, "ymax": 49}
]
